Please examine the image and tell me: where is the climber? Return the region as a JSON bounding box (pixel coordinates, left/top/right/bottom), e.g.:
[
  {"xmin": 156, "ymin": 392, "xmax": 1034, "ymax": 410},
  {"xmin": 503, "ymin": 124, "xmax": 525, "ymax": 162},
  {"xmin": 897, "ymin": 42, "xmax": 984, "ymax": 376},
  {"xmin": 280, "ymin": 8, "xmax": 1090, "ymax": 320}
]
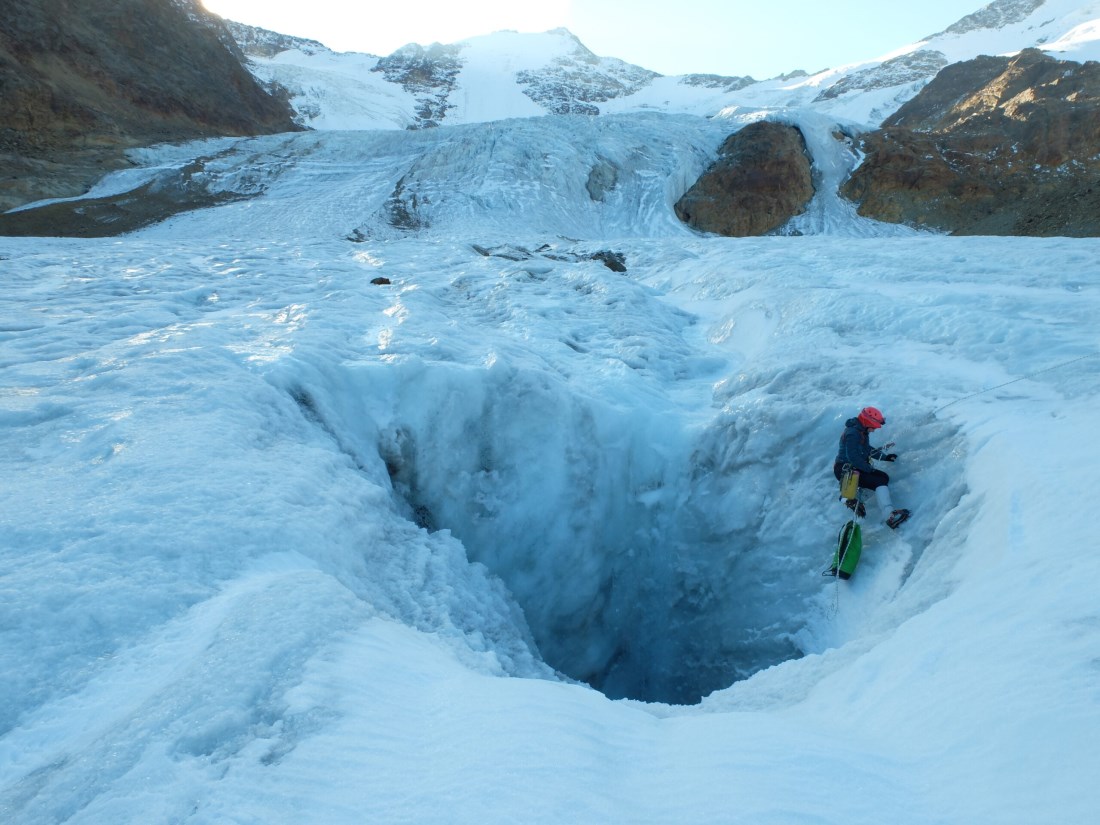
[{"xmin": 834, "ymin": 406, "xmax": 910, "ymax": 529}]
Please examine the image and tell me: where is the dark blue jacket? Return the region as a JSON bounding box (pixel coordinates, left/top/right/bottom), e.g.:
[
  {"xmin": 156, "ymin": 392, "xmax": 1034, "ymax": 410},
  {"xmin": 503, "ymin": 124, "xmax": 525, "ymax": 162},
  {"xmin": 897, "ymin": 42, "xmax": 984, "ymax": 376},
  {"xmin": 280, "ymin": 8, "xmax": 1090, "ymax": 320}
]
[{"xmin": 835, "ymin": 417, "xmax": 886, "ymax": 473}]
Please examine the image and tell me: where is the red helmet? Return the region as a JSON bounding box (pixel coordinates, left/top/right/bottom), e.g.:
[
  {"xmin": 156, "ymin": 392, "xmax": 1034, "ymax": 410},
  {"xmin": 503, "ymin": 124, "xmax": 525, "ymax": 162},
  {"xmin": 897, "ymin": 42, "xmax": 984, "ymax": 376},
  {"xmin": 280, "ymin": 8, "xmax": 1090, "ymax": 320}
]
[{"xmin": 858, "ymin": 406, "xmax": 885, "ymax": 429}]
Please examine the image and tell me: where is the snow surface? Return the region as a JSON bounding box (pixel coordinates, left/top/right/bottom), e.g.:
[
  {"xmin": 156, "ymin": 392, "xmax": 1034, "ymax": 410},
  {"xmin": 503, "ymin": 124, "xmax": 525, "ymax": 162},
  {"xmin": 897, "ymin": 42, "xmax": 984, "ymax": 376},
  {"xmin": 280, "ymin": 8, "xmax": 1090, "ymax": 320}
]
[{"xmin": 3, "ymin": 108, "xmax": 1100, "ymax": 823}]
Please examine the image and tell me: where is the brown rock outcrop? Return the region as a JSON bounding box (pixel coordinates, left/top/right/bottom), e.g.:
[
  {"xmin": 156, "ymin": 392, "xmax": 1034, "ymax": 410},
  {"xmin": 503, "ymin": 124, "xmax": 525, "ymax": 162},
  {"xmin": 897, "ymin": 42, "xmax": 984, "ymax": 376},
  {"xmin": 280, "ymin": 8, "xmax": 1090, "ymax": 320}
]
[
  {"xmin": 841, "ymin": 49, "xmax": 1100, "ymax": 236},
  {"xmin": 675, "ymin": 121, "xmax": 815, "ymax": 237},
  {"xmin": 0, "ymin": 0, "xmax": 300, "ymax": 212}
]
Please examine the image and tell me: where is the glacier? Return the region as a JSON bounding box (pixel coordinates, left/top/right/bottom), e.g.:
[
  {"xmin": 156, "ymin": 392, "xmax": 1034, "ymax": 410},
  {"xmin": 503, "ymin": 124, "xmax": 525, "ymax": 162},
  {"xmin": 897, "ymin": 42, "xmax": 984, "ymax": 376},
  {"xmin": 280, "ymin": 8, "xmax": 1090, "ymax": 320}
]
[{"xmin": 2, "ymin": 105, "xmax": 1100, "ymax": 823}]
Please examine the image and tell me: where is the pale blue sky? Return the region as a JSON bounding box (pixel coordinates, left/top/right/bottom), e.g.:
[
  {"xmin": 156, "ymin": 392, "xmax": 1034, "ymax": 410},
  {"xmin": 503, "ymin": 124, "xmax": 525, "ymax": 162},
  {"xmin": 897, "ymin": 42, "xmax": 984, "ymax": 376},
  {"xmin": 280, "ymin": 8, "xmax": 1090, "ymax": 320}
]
[{"xmin": 202, "ymin": 0, "xmax": 990, "ymax": 78}]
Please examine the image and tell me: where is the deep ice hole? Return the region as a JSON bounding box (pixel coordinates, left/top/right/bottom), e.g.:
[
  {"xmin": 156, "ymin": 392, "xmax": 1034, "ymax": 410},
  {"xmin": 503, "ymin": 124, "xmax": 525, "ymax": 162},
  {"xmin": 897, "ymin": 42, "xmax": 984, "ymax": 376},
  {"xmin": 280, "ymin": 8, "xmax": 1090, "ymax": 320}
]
[{"xmin": 295, "ymin": 361, "xmax": 955, "ymax": 706}]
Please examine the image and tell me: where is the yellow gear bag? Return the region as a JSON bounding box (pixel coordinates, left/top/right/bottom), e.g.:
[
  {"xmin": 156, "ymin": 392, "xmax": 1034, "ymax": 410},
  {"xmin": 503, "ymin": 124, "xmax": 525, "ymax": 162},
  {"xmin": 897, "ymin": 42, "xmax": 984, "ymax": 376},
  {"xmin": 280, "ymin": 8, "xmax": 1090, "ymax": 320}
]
[{"xmin": 839, "ymin": 467, "xmax": 860, "ymax": 501}]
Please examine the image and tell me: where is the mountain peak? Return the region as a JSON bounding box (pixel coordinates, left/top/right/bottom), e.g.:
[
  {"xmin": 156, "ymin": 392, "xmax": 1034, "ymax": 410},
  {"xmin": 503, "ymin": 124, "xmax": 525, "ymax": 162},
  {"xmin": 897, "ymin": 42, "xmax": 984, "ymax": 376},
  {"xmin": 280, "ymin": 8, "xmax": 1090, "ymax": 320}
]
[
  {"xmin": 936, "ymin": 0, "xmax": 1047, "ymax": 37},
  {"xmin": 546, "ymin": 26, "xmax": 586, "ymax": 45}
]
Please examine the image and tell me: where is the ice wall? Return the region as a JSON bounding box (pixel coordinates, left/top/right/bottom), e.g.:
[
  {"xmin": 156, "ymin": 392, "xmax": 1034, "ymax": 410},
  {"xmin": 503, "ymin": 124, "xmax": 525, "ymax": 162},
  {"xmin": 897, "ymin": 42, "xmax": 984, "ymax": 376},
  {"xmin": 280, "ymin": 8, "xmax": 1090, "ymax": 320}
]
[{"xmin": 271, "ymin": 233, "xmax": 969, "ymax": 704}]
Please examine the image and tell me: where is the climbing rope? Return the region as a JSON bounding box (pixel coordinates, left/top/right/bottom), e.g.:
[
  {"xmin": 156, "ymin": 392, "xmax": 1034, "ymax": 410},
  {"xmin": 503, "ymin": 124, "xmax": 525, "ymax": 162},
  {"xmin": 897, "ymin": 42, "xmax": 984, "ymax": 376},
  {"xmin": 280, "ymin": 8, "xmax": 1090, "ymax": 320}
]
[
  {"xmin": 824, "ymin": 477, "xmax": 864, "ymax": 617},
  {"xmin": 832, "ymin": 492, "xmax": 860, "ymax": 615},
  {"xmin": 830, "ymin": 557, "xmax": 841, "ymax": 616},
  {"xmin": 928, "ymin": 352, "xmax": 1099, "ymax": 419}
]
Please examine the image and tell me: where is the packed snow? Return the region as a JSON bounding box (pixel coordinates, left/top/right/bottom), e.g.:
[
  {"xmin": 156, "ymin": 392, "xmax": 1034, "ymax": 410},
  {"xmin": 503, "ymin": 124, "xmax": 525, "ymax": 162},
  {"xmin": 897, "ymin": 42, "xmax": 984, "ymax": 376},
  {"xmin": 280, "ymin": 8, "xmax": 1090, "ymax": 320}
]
[{"xmin": 2, "ymin": 105, "xmax": 1100, "ymax": 823}]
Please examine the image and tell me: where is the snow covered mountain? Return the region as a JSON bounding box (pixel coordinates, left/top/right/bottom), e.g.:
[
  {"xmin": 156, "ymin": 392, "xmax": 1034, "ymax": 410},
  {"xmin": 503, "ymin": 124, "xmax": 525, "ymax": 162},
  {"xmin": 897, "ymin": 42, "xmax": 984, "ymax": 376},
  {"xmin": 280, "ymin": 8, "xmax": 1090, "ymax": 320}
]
[{"xmin": 227, "ymin": 0, "xmax": 1100, "ymax": 129}]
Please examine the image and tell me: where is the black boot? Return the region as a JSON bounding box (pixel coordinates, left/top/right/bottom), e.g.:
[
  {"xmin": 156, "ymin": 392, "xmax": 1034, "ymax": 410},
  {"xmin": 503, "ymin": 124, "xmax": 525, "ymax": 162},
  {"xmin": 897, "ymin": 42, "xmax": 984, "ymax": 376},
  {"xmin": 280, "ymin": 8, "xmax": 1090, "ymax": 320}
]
[{"xmin": 886, "ymin": 509, "xmax": 910, "ymax": 529}]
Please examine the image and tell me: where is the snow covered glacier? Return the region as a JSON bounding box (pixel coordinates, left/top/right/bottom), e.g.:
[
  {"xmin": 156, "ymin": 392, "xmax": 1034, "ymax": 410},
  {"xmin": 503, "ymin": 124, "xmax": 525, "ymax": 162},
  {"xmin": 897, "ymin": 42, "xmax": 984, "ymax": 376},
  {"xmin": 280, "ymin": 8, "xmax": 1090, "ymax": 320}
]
[{"xmin": 3, "ymin": 105, "xmax": 1100, "ymax": 825}]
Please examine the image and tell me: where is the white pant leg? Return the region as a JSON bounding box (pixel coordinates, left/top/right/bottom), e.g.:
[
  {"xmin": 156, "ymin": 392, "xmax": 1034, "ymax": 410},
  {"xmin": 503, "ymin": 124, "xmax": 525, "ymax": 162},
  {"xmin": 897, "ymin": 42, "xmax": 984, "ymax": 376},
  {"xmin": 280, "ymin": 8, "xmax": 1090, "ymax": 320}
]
[{"xmin": 875, "ymin": 485, "xmax": 894, "ymax": 514}]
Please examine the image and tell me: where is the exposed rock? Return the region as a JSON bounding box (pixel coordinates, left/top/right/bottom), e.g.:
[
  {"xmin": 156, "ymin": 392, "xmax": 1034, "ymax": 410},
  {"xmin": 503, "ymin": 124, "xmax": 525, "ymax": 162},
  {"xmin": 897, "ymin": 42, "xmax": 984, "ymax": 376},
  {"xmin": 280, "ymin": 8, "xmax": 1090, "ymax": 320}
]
[
  {"xmin": 471, "ymin": 243, "xmax": 627, "ymax": 272},
  {"xmin": 815, "ymin": 51, "xmax": 949, "ymax": 102},
  {"xmin": 224, "ymin": 20, "xmax": 330, "ymax": 58},
  {"xmin": 589, "ymin": 250, "xmax": 627, "ymax": 272},
  {"xmin": 933, "ymin": 0, "xmax": 1046, "ymax": 37},
  {"xmin": 372, "ymin": 43, "xmax": 463, "ymax": 128},
  {"xmin": 585, "ymin": 157, "xmax": 619, "ymax": 202},
  {"xmin": 841, "ymin": 49, "xmax": 1100, "ymax": 236},
  {"xmin": 516, "ymin": 30, "xmax": 660, "ymax": 116},
  {"xmin": 385, "ymin": 174, "xmax": 428, "ymax": 230},
  {"xmin": 674, "ymin": 121, "xmax": 815, "ymax": 237},
  {"xmin": 678, "ymin": 74, "xmax": 757, "ymax": 92},
  {"xmin": 0, "ymin": 0, "xmax": 300, "ymax": 212},
  {"xmin": 772, "ymin": 69, "xmax": 811, "ymax": 81},
  {"xmin": 472, "ymin": 243, "xmax": 533, "ymax": 261},
  {"xmin": 0, "ymin": 153, "xmax": 255, "ymax": 237}
]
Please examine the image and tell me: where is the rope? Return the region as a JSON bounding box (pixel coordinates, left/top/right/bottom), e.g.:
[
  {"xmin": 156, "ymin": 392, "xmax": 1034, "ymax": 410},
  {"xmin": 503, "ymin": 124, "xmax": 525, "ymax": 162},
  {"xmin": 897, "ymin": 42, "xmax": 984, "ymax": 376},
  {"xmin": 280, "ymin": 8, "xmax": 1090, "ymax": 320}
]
[
  {"xmin": 928, "ymin": 352, "xmax": 1099, "ymax": 419},
  {"xmin": 824, "ymin": 476, "xmax": 864, "ymax": 617},
  {"xmin": 831, "ymin": 556, "xmax": 840, "ymax": 615}
]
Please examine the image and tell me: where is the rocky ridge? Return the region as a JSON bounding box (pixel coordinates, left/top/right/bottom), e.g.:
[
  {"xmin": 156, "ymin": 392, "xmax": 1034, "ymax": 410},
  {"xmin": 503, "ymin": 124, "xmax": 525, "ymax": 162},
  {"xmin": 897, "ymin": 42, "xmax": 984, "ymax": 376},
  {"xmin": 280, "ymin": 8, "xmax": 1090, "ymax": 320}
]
[
  {"xmin": 372, "ymin": 43, "xmax": 464, "ymax": 128},
  {"xmin": 936, "ymin": 0, "xmax": 1048, "ymax": 37},
  {"xmin": 815, "ymin": 51, "xmax": 950, "ymax": 102},
  {"xmin": 515, "ymin": 30, "xmax": 660, "ymax": 115},
  {"xmin": 225, "ymin": 20, "xmax": 331, "ymax": 58},
  {"xmin": 840, "ymin": 49, "xmax": 1100, "ymax": 235},
  {"xmin": 0, "ymin": 0, "xmax": 299, "ymax": 212},
  {"xmin": 679, "ymin": 74, "xmax": 757, "ymax": 93}
]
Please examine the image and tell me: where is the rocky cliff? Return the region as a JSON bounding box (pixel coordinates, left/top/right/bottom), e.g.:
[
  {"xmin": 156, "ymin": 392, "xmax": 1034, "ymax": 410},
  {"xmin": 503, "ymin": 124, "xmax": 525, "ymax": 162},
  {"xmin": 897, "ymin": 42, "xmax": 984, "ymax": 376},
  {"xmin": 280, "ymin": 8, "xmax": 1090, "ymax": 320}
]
[
  {"xmin": 0, "ymin": 0, "xmax": 299, "ymax": 211},
  {"xmin": 224, "ymin": 20, "xmax": 329, "ymax": 58},
  {"xmin": 840, "ymin": 49, "xmax": 1100, "ymax": 236}
]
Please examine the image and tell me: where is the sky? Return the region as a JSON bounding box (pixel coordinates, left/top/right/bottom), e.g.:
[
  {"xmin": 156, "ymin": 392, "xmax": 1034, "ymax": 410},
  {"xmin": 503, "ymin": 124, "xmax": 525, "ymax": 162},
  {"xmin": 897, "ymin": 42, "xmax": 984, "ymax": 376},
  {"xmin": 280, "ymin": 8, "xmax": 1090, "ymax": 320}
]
[{"xmin": 200, "ymin": 0, "xmax": 991, "ymax": 78}]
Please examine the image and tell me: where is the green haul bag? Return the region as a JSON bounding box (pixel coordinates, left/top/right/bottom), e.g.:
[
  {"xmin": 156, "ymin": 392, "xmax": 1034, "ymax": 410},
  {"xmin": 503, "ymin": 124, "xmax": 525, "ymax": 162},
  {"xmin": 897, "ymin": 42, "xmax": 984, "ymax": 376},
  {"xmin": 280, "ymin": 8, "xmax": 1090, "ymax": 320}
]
[{"xmin": 827, "ymin": 519, "xmax": 863, "ymax": 580}]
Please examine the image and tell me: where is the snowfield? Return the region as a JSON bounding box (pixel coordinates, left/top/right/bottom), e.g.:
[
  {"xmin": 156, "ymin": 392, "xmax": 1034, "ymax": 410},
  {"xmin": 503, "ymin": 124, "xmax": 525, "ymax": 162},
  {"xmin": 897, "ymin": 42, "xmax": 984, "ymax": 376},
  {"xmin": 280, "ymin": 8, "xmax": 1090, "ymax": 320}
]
[{"xmin": 2, "ymin": 108, "xmax": 1100, "ymax": 823}]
